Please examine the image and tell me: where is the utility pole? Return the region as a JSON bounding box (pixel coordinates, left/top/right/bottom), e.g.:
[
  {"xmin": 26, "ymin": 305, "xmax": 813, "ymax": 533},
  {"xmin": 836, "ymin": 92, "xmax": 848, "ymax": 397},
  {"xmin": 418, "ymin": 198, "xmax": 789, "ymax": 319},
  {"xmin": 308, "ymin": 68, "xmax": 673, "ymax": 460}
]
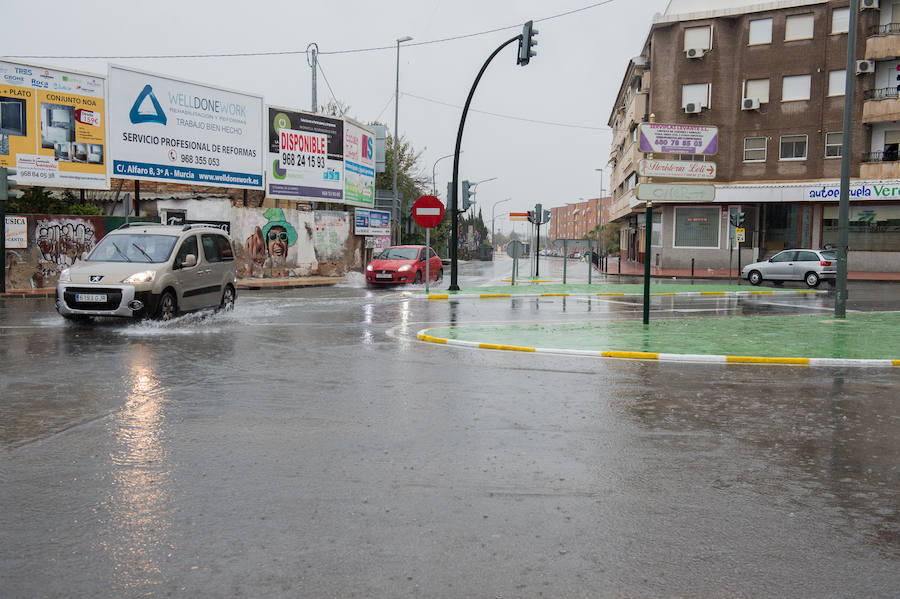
[{"xmin": 307, "ymin": 43, "xmax": 318, "ymax": 112}]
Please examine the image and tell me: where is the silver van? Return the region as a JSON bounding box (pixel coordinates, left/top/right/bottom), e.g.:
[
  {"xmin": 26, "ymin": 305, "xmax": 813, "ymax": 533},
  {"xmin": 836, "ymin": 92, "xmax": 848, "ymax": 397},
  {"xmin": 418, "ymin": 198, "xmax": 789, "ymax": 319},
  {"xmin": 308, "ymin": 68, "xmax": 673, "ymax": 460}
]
[{"xmin": 56, "ymin": 223, "xmax": 237, "ymax": 321}]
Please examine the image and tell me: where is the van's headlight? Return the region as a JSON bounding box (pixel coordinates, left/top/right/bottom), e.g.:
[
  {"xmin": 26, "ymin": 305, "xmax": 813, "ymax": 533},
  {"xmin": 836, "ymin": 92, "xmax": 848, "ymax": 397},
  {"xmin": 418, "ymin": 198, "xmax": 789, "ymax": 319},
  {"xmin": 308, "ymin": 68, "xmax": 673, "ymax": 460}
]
[
  {"xmin": 123, "ymin": 270, "xmax": 156, "ymax": 284},
  {"xmin": 58, "ymin": 269, "xmax": 71, "ymax": 282},
  {"xmin": 398, "ymin": 264, "xmax": 412, "ymax": 272}
]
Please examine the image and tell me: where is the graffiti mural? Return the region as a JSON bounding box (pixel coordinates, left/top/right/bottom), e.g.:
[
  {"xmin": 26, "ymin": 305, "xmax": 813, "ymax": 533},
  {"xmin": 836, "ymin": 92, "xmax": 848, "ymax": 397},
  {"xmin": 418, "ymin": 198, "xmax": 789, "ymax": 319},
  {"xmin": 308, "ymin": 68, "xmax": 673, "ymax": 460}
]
[
  {"xmin": 244, "ymin": 207, "xmax": 299, "ymax": 277},
  {"xmin": 35, "ymin": 216, "xmax": 101, "ymax": 278},
  {"xmin": 314, "ymin": 211, "xmax": 350, "ymax": 263}
]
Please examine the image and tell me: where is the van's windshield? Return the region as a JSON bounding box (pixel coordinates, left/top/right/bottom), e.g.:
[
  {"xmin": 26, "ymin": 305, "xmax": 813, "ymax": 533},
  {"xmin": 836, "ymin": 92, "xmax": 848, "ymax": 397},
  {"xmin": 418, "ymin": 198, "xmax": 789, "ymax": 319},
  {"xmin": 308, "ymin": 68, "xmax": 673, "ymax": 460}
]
[{"xmin": 88, "ymin": 234, "xmax": 179, "ymax": 263}]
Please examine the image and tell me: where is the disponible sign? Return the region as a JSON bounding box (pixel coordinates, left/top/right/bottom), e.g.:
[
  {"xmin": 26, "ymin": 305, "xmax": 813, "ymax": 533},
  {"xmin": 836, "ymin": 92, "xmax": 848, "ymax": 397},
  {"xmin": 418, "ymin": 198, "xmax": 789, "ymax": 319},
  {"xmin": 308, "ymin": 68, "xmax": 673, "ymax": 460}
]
[
  {"xmin": 354, "ymin": 208, "xmax": 391, "ymax": 236},
  {"xmin": 636, "ymin": 183, "xmax": 716, "ymax": 203},
  {"xmin": 0, "ymin": 60, "xmax": 109, "ymax": 190},
  {"xmin": 638, "ymin": 159, "xmax": 716, "ymax": 180},
  {"xmin": 639, "ymin": 123, "xmax": 718, "ymax": 155},
  {"xmin": 267, "ymin": 107, "xmax": 343, "ymax": 201},
  {"xmin": 108, "ymin": 65, "xmax": 264, "ymax": 189}
]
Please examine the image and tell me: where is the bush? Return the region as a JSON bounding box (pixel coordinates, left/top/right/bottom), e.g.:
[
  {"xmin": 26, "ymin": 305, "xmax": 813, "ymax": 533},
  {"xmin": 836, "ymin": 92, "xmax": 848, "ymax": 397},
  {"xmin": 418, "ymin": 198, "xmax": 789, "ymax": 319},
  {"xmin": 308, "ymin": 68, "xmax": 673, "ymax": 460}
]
[{"xmin": 7, "ymin": 187, "xmax": 100, "ymax": 215}]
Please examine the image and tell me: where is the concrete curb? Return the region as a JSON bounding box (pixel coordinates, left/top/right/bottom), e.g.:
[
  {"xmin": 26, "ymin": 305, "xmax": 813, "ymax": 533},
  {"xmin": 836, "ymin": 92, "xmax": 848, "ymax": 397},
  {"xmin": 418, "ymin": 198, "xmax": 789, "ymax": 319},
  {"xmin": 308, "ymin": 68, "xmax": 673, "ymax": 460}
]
[
  {"xmin": 416, "ymin": 329, "xmax": 900, "ymax": 368},
  {"xmin": 404, "ymin": 289, "xmax": 827, "ymax": 300}
]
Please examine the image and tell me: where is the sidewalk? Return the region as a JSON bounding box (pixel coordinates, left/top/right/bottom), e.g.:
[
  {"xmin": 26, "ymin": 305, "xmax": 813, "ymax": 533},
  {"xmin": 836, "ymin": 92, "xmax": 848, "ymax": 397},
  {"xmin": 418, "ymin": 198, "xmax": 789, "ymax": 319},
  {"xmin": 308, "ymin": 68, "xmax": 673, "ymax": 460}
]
[
  {"xmin": 0, "ymin": 275, "xmax": 347, "ymax": 298},
  {"xmin": 602, "ymin": 257, "xmax": 900, "ymax": 282}
]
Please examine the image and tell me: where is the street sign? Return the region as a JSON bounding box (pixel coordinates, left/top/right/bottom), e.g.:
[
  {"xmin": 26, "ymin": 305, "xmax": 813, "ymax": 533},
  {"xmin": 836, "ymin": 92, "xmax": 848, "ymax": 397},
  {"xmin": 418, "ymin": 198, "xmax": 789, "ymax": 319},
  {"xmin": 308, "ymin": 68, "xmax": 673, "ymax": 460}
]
[
  {"xmin": 506, "ymin": 240, "xmax": 525, "ymax": 259},
  {"xmin": 638, "ymin": 123, "xmax": 718, "ymax": 155},
  {"xmin": 735, "ymin": 228, "xmax": 746, "ymax": 242},
  {"xmin": 638, "ymin": 159, "xmax": 716, "ymax": 180},
  {"xmin": 509, "ymin": 212, "xmax": 530, "ymax": 222},
  {"xmin": 636, "ymin": 183, "xmax": 716, "ymax": 203},
  {"xmin": 412, "ymin": 195, "xmax": 445, "ymax": 228}
]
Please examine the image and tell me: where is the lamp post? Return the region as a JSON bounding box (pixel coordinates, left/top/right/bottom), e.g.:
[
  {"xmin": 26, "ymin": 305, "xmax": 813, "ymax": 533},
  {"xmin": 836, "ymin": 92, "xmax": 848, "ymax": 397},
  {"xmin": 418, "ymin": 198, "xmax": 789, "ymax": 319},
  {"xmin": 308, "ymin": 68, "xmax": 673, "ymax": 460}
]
[
  {"xmin": 392, "ymin": 35, "xmax": 413, "ymax": 245},
  {"xmin": 432, "ymin": 152, "xmax": 458, "ymax": 196},
  {"xmin": 492, "ymin": 197, "xmax": 512, "ymax": 248},
  {"xmin": 595, "ymin": 167, "xmax": 606, "ymax": 271}
]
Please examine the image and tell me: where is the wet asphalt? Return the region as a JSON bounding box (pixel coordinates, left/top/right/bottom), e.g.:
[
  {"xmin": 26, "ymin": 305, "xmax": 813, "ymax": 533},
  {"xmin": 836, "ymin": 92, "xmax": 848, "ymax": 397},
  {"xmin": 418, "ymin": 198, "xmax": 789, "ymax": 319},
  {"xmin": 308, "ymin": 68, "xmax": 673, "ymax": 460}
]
[{"xmin": 1, "ymin": 257, "xmax": 899, "ymax": 598}]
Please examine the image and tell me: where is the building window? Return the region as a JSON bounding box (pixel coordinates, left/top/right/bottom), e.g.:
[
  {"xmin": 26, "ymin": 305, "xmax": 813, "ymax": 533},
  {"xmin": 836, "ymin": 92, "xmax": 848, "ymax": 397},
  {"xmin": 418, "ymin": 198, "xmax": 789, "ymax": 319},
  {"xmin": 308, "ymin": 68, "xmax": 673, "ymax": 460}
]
[
  {"xmin": 744, "ymin": 78, "xmax": 770, "ymax": 103},
  {"xmin": 831, "ymin": 7, "xmax": 849, "ymax": 34},
  {"xmin": 822, "ymin": 205, "xmax": 900, "ymax": 251},
  {"xmin": 682, "ymin": 83, "xmax": 711, "ymax": 109},
  {"xmin": 684, "ymin": 25, "xmax": 712, "ymax": 51},
  {"xmin": 780, "ymin": 134, "xmax": 808, "ymax": 160},
  {"xmin": 744, "ymin": 137, "xmax": 767, "ymax": 162},
  {"xmin": 825, "ymin": 132, "xmax": 842, "ymax": 158},
  {"xmin": 749, "ymin": 18, "xmax": 773, "ymax": 45},
  {"xmin": 625, "ymin": 172, "xmax": 637, "ymax": 192},
  {"xmin": 785, "ymin": 14, "xmax": 815, "ymax": 41},
  {"xmin": 782, "ymin": 74, "xmax": 811, "ymax": 101},
  {"xmin": 828, "ymin": 70, "xmax": 846, "ymax": 97},
  {"xmin": 674, "ymin": 207, "xmax": 719, "ymax": 248}
]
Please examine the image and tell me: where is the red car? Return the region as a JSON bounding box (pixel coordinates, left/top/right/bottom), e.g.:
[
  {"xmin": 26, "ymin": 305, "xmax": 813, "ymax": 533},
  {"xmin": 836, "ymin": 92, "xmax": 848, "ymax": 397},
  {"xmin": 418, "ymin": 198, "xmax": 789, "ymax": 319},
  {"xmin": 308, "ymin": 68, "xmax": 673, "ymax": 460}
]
[{"xmin": 366, "ymin": 245, "xmax": 443, "ymax": 285}]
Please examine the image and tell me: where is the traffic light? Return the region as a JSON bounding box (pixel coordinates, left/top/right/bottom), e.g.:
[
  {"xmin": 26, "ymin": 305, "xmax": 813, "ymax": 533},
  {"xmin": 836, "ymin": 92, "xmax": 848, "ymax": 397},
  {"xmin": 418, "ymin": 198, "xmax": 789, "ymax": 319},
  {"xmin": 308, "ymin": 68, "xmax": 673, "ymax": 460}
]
[
  {"xmin": 517, "ymin": 20, "xmax": 539, "ymax": 66},
  {"xmin": 736, "ymin": 211, "xmax": 745, "ymax": 227},
  {"xmin": 543, "ymin": 209, "xmax": 551, "ymax": 224},
  {"xmin": 460, "ymin": 180, "xmax": 476, "ymax": 211},
  {"xmin": 0, "ymin": 167, "xmax": 24, "ymax": 201},
  {"xmin": 527, "ymin": 210, "xmax": 535, "ymax": 223}
]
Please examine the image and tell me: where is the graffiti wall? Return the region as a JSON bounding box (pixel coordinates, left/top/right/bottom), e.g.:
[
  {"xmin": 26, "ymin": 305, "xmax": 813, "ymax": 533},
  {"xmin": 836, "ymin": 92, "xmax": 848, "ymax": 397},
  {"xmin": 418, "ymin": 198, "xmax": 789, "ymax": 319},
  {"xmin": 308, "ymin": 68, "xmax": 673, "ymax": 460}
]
[{"xmin": 233, "ymin": 207, "xmax": 317, "ymax": 278}]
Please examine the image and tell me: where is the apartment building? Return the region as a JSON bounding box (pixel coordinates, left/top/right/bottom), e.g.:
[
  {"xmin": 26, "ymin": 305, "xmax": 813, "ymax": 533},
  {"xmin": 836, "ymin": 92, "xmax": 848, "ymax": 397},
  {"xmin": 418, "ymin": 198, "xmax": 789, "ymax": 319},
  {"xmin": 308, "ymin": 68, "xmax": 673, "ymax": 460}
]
[
  {"xmin": 607, "ymin": 0, "xmax": 899, "ymax": 272},
  {"xmin": 549, "ymin": 197, "xmax": 609, "ymax": 240}
]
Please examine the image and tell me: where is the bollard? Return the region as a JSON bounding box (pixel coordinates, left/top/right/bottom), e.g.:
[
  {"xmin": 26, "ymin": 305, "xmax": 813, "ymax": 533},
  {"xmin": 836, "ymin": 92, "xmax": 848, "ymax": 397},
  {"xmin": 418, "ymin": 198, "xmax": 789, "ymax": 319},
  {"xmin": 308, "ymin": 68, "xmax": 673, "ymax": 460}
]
[{"xmin": 691, "ymin": 258, "xmax": 694, "ymax": 284}]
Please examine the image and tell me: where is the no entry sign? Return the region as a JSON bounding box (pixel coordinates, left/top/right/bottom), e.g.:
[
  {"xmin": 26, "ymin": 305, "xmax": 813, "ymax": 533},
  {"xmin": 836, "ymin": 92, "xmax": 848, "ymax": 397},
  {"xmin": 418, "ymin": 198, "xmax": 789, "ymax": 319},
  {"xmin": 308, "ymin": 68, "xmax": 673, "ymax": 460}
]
[{"xmin": 412, "ymin": 195, "xmax": 445, "ymax": 228}]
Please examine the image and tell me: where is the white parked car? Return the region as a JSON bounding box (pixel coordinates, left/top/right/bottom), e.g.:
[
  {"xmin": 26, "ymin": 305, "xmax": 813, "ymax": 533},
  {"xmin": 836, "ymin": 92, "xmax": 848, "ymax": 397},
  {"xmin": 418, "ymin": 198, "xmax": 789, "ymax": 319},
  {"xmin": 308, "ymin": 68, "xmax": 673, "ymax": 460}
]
[
  {"xmin": 56, "ymin": 223, "xmax": 237, "ymax": 321},
  {"xmin": 741, "ymin": 249, "xmax": 837, "ymax": 288}
]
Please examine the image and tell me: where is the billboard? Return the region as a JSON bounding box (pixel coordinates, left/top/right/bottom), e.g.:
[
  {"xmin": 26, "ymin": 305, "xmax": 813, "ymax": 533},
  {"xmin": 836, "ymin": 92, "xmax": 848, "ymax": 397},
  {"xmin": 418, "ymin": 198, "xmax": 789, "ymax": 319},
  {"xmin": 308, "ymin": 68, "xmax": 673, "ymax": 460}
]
[
  {"xmin": 343, "ymin": 119, "xmax": 376, "ymax": 207},
  {"xmin": 108, "ymin": 65, "xmax": 263, "ymax": 189},
  {"xmin": 267, "ymin": 107, "xmax": 343, "ymax": 201},
  {"xmin": 638, "ymin": 123, "xmax": 718, "ymax": 155},
  {"xmin": 0, "ymin": 60, "xmax": 108, "ymax": 189},
  {"xmin": 354, "ymin": 208, "xmax": 391, "ymax": 236}
]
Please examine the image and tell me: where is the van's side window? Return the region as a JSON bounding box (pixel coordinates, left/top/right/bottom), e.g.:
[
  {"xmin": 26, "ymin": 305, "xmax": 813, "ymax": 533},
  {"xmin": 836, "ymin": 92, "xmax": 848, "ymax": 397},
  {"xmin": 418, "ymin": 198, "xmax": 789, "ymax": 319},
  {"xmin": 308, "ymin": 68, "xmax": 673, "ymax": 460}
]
[
  {"xmin": 175, "ymin": 235, "xmax": 198, "ymax": 267},
  {"xmin": 215, "ymin": 235, "xmax": 235, "ymax": 261},
  {"xmin": 201, "ymin": 234, "xmax": 222, "ymax": 263}
]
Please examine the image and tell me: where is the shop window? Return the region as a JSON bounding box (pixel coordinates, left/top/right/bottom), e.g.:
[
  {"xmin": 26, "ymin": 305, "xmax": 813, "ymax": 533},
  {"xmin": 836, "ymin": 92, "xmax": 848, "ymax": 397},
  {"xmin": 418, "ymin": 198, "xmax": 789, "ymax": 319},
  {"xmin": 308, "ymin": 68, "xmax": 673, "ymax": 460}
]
[
  {"xmin": 749, "ymin": 18, "xmax": 773, "ymax": 45},
  {"xmin": 674, "ymin": 206, "xmax": 719, "ymax": 248},
  {"xmin": 822, "ymin": 205, "xmax": 900, "ymax": 251},
  {"xmin": 780, "ymin": 134, "xmax": 808, "ymax": 160}
]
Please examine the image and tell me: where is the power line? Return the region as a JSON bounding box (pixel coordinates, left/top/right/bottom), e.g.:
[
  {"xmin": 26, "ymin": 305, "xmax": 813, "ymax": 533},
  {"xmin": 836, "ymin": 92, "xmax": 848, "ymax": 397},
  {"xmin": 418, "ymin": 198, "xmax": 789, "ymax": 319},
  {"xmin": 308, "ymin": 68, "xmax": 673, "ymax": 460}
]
[
  {"xmin": 2, "ymin": 0, "xmax": 619, "ymax": 60},
  {"xmin": 316, "ymin": 60, "xmax": 343, "ymax": 115},
  {"xmin": 401, "ymin": 91, "xmax": 610, "ymax": 131}
]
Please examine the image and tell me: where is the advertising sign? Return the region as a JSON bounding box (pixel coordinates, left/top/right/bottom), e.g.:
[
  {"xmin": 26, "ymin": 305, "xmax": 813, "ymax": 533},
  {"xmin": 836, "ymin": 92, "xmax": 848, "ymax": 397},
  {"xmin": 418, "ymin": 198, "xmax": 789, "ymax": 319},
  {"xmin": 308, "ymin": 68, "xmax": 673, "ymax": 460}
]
[
  {"xmin": 354, "ymin": 208, "xmax": 391, "ymax": 236},
  {"xmin": 5, "ymin": 216, "xmax": 28, "ymax": 249},
  {"xmin": 108, "ymin": 65, "xmax": 263, "ymax": 189},
  {"xmin": 267, "ymin": 106, "xmax": 343, "ymax": 201},
  {"xmin": 0, "ymin": 60, "xmax": 108, "ymax": 189},
  {"xmin": 343, "ymin": 119, "xmax": 376, "ymax": 207},
  {"xmin": 638, "ymin": 159, "xmax": 716, "ymax": 180},
  {"xmin": 638, "ymin": 123, "xmax": 718, "ymax": 155},
  {"xmin": 636, "ymin": 183, "xmax": 716, "ymax": 203}
]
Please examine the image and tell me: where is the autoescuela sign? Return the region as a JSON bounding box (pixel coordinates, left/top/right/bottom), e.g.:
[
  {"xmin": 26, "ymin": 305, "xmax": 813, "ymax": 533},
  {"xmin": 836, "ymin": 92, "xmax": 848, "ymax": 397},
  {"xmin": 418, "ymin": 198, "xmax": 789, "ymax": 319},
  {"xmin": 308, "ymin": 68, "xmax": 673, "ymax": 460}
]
[{"xmin": 108, "ymin": 65, "xmax": 264, "ymax": 189}]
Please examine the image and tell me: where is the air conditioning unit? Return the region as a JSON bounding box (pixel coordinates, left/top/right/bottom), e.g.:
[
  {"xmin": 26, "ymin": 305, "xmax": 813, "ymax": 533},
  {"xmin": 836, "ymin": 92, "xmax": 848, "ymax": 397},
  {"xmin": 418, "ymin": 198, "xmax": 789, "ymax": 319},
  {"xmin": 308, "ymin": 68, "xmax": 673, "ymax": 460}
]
[
  {"xmin": 684, "ymin": 102, "xmax": 702, "ymax": 114},
  {"xmin": 685, "ymin": 47, "xmax": 706, "ymax": 59},
  {"xmin": 856, "ymin": 59, "xmax": 875, "ymax": 74},
  {"xmin": 742, "ymin": 97, "xmax": 761, "ymax": 110},
  {"xmin": 860, "ymin": 0, "xmax": 879, "ymax": 9}
]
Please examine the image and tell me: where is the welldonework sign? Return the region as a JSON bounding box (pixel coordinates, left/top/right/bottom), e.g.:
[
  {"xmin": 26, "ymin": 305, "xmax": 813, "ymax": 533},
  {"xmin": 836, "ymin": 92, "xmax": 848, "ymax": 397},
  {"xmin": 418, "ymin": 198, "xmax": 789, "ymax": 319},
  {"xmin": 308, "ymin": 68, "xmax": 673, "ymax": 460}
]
[
  {"xmin": 807, "ymin": 183, "xmax": 900, "ymax": 200},
  {"xmin": 108, "ymin": 65, "xmax": 264, "ymax": 189}
]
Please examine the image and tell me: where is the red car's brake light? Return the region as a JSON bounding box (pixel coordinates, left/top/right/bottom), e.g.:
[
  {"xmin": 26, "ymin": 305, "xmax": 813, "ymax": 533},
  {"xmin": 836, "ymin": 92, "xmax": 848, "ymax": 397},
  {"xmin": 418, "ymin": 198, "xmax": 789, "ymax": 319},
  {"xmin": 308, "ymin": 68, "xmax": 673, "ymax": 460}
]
[{"xmin": 820, "ymin": 261, "xmax": 832, "ymax": 266}]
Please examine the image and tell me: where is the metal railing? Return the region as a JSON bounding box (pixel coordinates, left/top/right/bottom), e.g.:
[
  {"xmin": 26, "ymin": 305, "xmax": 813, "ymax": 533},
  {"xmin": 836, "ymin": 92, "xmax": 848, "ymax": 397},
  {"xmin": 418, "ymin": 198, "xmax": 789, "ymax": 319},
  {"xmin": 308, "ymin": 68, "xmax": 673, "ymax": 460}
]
[
  {"xmin": 865, "ymin": 87, "xmax": 900, "ymax": 101},
  {"xmin": 871, "ymin": 23, "xmax": 900, "ymax": 36},
  {"xmin": 862, "ymin": 150, "xmax": 900, "ymax": 163}
]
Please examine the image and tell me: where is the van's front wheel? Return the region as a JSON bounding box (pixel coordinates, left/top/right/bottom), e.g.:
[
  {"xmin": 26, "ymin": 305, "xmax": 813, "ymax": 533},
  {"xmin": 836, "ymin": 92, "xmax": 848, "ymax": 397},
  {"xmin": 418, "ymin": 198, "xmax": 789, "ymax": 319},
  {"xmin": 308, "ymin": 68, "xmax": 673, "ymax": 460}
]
[
  {"xmin": 156, "ymin": 291, "xmax": 178, "ymax": 321},
  {"xmin": 220, "ymin": 285, "xmax": 236, "ymax": 312}
]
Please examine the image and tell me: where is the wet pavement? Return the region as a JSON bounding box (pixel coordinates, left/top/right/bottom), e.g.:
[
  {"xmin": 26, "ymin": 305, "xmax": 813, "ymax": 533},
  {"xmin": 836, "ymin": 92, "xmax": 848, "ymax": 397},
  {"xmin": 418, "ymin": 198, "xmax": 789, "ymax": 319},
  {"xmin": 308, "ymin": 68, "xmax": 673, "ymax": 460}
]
[{"xmin": 1, "ymin": 257, "xmax": 899, "ymax": 598}]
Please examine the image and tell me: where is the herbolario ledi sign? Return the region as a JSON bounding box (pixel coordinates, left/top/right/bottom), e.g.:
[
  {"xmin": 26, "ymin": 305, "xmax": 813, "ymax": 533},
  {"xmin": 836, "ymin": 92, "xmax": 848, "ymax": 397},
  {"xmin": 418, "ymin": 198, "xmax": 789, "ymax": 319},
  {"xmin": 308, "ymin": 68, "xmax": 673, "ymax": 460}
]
[
  {"xmin": 0, "ymin": 60, "xmax": 109, "ymax": 189},
  {"xmin": 108, "ymin": 65, "xmax": 264, "ymax": 189},
  {"xmin": 638, "ymin": 158, "xmax": 716, "ymax": 180},
  {"xmin": 638, "ymin": 123, "xmax": 718, "ymax": 155}
]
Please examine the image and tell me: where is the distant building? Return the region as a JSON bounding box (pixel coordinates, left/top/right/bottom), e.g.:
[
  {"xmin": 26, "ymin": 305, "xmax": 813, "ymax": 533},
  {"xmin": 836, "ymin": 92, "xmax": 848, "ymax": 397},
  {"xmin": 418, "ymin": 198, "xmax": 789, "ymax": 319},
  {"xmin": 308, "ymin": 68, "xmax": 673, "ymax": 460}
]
[
  {"xmin": 549, "ymin": 196, "xmax": 612, "ymax": 243},
  {"xmin": 608, "ymin": 0, "xmax": 899, "ymax": 272}
]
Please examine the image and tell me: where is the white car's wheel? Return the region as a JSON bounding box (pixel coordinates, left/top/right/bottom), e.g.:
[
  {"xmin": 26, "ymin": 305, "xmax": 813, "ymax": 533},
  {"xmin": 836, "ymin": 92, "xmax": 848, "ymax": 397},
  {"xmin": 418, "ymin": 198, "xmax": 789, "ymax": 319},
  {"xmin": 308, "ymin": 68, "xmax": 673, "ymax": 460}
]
[
  {"xmin": 805, "ymin": 272, "xmax": 820, "ymax": 288},
  {"xmin": 748, "ymin": 270, "xmax": 763, "ymax": 286}
]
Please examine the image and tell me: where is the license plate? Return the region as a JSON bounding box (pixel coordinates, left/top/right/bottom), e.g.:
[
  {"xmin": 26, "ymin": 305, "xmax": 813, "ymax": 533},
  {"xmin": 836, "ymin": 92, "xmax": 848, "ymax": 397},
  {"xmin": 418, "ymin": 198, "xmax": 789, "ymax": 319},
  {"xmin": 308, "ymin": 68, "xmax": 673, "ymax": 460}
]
[
  {"xmin": 376, "ymin": 274, "xmax": 392, "ymax": 279},
  {"xmin": 75, "ymin": 293, "xmax": 107, "ymax": 303}
]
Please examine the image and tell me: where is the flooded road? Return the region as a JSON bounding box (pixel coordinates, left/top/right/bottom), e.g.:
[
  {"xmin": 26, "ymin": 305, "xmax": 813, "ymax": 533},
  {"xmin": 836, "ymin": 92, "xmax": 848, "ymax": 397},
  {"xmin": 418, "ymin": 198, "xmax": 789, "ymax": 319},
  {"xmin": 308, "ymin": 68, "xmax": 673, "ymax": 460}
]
[{"xmin": 2, "ymin": 259, "xmax": 899, "ymax": 597}]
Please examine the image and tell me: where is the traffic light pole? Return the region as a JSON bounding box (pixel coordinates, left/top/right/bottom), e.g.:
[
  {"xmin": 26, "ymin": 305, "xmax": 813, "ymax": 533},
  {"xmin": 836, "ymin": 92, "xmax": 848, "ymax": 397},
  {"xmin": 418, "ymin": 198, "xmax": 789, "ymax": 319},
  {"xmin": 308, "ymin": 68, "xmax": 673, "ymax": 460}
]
[{"xmin": 449, "ymin": 34, "xmax": 521, "ymax": 291}]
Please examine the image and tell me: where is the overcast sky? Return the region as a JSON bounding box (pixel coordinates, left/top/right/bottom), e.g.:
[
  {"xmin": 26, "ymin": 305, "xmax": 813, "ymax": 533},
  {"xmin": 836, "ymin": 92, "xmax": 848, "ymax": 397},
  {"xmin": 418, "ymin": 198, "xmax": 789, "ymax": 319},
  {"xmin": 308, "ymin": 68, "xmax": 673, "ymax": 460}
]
[{"xmin": 4, "ymin": 0, "xmax": 670, "ymax": 233}]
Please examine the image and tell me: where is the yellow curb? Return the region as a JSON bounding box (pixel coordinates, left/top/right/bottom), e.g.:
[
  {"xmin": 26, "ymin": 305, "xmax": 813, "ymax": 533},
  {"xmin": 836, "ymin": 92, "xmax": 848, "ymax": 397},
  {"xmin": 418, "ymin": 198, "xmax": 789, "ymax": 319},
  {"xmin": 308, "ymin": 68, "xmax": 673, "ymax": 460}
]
[
  {"xmin": 540, "ymin": 293, "xmax": 569, "ymax": 297},
  {"xmin": 480, "ymin": 294, "xmax": 511, "ymax": 298},
  {"xmin": 894, "ymin": 359, "xmax": 900, "ymax": 366},
  {"xmin": 418, "ymin": 334, "xmax": 447, "ymax": 344},
  {"xmin": 601, "ymin": 351, "xmax": 660, "ymax": 360},
  {"xmin": 427, "ymin": 294, "xmax": 449, "ymax": 300},
  {"xmin": 597, "ymin": 293, "xmax": 626, "ymax": 296},
  {"xmin": 726, "ymin": 355, "xmax": 810, "ymax": 365},
  {"xmin": 478, "ymin": 342, "xmax": 536, "ymax": 352},
  {"xmin": 795, "ymin": 290, "xmax": 820, "ymax": 294},
  {"xmin": 700, "ymin": 291, "xmax": 725, "ymax": 295},
  {"xmin": 653, "ymin": 292, "xmax": 676, "ymax": 296},
  {"xmin": 749, "ymin": 290, "xmax": 774, "ymax": 294}
]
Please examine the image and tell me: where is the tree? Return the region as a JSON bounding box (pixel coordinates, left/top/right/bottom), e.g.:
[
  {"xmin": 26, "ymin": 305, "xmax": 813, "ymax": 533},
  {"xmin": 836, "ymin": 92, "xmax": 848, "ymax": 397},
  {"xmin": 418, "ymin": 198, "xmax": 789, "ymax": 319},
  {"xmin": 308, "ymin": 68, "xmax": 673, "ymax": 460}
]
[{"xmin": 374, "ymin": 130, "xmax": 433, "ymax": 247}]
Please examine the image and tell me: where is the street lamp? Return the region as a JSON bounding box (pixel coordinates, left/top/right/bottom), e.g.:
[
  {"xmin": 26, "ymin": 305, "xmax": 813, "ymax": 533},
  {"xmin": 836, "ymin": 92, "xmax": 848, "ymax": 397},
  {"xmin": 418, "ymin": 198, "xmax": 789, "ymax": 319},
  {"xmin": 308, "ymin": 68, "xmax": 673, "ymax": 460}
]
[
  {"xmin": 432, "ymin": 152, "xmax": 460, "ymax": 196},
  {"xmin": 492, "ymin": 197, "xmax": 512, "ymax": 248},
  {"xmin": 595, "ymin": 167, "xmax": 606, "ymax": 271},
  {"xmin": 392, "ymin": 35, "xmax": 413, "ymax": 245}
]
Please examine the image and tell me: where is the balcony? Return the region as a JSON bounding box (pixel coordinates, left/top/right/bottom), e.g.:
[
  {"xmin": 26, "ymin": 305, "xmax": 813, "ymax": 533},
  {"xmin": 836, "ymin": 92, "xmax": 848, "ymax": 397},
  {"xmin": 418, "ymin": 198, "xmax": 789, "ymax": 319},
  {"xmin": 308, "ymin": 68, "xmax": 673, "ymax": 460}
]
[
  {"xmin": 865, "ymin": 24, "xmax": 900, "ymax": 61},
  {"xmin": 862, "ymin": 88, "xmax": 900, "ymax": 123},
  {"xmin": 861, "ymin": 151, "xmax": 900, "ymax": 179}
]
